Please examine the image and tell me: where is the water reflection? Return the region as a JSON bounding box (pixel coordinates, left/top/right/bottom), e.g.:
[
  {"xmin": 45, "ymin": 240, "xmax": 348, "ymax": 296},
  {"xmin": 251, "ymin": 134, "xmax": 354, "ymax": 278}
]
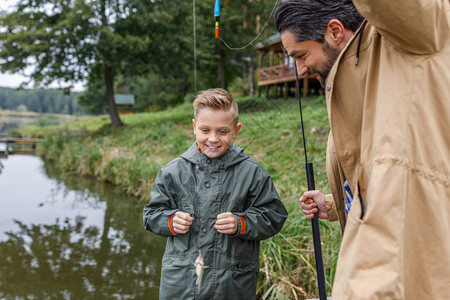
[
  {"xmin": 0, "ymin": 155, "xmax": 165, "ymax": 299},
  {"xmin": 0, "ymin": 115, "xmax": 35, "ymax": 135}
]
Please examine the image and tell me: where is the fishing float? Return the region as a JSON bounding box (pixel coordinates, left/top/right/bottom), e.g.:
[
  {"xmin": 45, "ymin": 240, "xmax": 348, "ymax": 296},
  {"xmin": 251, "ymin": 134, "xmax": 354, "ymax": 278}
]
[{"xmin": 214, "ymin": 0, "xmax": 220, "ymax": 38}]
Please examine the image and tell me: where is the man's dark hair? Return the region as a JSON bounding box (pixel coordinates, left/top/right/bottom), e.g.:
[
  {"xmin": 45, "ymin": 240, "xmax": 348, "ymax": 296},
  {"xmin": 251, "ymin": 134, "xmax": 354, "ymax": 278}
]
[{"xmin": 275, "ymin": 0, "xmax": 364, "ymax": 42}]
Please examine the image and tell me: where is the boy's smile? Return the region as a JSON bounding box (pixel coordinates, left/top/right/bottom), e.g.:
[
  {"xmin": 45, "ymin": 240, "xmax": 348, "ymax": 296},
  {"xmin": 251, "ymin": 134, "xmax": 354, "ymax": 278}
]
[{"xmin": 193, "ymin": 107, "xmax": 241, "ymax": 159}]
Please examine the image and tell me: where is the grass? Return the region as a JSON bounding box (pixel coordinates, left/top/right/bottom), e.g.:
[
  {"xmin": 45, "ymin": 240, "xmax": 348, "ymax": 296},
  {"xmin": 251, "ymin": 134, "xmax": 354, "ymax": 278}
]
[
  {"xmin": 23, "ymin": 95, "xmax": 340, "ymax": 299},
  {"xmin": 2, "ymin": 110, "xmax": 91, "ymax": 138}
]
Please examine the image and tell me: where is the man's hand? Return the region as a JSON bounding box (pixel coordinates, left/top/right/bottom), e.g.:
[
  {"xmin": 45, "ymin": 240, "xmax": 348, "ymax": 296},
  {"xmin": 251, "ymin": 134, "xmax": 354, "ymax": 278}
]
[
  {"xmin": 214, "ymin": 212, "xmax": 238, "ymax": 234},
  {"xmin": 299, "ymin": 190, "xmax": 328, "ymax": 219},
  {"xmin": 172, "ymin": 211, "xmax": 194, "ymax": 234}
]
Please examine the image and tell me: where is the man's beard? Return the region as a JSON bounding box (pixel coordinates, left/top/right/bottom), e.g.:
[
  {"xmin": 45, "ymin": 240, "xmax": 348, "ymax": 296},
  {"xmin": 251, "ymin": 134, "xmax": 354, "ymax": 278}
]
[{"xmin": 309, "ymin": 41, "xmax": 340, "ymax": 88}]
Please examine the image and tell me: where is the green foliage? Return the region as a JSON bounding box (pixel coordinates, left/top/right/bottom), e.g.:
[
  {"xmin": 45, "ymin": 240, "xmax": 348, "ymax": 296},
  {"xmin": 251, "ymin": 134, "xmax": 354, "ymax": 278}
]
[
  {"xmin": 131, "ymin": 73, "xmax": 186, "ymax": 112},
  {"xmin": 1, "ymin": 0, "xmax": 284, "ymax": 114},
  {"xmin": 16, "ymin": 104, "xmax": 27, "ymax": 112},
  {"xmin": 0, "ymin": 87, "xmax": 84, "ymax": 115},
  {"xmin": 0, "ymin": 0, "xmax": 97, "ymax": 85},
  {"xmin": 228, "ymin": 76, "xmax": 251, "ymax": 98},
  {"xmin": 77, "ymin": 79, "xmax": 107, "ymax": 115},
  {"xmin": 34, "ymin": 117, "xmax": 60, "ymax": 127},
  {"xmin": 0, "ymin": 0, "xmax": 161, "ymax": 126}
]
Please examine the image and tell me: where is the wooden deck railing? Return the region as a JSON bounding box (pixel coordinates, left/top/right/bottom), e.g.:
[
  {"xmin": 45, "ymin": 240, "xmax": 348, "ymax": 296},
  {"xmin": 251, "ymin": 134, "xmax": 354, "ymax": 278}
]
[
  {"xmin": 258, "ymin": 65, "xmax": 295, "ymax": 84},
  {"xmin": 0, "ymin": 137, "xmax": 44, "ymax": 144}
]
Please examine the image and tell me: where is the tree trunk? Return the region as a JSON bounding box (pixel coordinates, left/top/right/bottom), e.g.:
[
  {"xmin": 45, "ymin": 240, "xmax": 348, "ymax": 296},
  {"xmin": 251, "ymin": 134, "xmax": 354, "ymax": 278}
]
[
  {"xmin": 105, "ymin": 65, "xmax": 123, "ymax": 127},
  {"xmin": 100, "ymin": 0, "xmax": 122, "ymax": 127},
  {"xmin": 68, "ymin": 97, "xmax": 73, "ymax": 115},
  {"xmin": 249, "ymin": 56, "xmax": 255, "ymax": 95}
]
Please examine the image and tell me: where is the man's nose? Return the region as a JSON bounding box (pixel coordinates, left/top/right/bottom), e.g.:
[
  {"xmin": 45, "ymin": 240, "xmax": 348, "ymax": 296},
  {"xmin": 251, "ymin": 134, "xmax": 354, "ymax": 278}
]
[{"xmin": 295, "ymin": 60, "xmax": 308, "ymax": 77}]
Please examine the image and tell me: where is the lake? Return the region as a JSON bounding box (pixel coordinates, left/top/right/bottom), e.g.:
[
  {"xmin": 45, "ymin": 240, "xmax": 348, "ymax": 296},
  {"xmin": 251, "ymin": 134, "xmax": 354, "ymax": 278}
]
[{"xmin": 0, "ymin": 154, "xmax": 166, "ymax": 299}]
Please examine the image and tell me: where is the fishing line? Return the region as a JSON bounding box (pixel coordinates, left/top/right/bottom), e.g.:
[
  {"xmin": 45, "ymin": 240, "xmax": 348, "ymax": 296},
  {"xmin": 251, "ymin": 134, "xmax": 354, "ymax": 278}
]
[
  {"xmin": 193, "ymin": 0, "xmax": 198, "ymax": 92},
  {"xmin": 217, "ymin": 0, "xmax": 280, "ymax": 51}
]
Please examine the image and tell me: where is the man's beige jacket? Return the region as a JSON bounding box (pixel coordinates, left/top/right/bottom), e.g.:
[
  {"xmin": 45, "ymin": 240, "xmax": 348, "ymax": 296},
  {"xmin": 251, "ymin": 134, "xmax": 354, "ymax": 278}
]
[{"xmin": 324, "ymin": 0, "xmax": 450, "ymax": 299}]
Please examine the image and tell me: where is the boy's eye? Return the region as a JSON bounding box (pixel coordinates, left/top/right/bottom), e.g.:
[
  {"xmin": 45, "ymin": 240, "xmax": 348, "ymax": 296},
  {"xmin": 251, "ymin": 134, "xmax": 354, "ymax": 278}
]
[
  {"xmin": 201, "ymin": 129, "xmax": 209, "ymax": 133},
  {"xmin": 219, "ymin": 130, "xmax": 228, "ymax": 134}
]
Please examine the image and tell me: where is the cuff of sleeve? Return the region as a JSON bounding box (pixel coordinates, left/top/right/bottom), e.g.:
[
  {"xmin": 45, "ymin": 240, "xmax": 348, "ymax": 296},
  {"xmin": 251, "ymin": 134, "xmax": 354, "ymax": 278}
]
[
  {"xmin": 230, "ymin": 214, "xmax": 246, "ymax": 237},
  {"xmin": 237, "ymin": 215, "xmax": 246, "ymax": 234},
  {"xmin": 325, "ymin": 193, "xmax": 338, "ymax": 222},
  {"xmin": 168, "ymin": 214, "xmax": 176, "ymax": 235},
  {"xmin": 164, "ymin": 209, "xmax": 178, "ymax": 236}
]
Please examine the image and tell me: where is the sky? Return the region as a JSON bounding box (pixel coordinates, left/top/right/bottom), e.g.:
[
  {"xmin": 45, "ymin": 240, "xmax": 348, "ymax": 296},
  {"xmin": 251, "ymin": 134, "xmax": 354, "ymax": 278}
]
[{"xmin": 0, "ymin": 0, "xmax": 86, "ymax": 91}]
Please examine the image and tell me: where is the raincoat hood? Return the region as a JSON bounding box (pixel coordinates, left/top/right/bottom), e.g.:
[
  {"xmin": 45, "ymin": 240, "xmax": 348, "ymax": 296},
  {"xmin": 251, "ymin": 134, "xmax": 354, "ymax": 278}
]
[{"xmin": 180, "ymin": 142, "xmax": 248, "ymax": 170}]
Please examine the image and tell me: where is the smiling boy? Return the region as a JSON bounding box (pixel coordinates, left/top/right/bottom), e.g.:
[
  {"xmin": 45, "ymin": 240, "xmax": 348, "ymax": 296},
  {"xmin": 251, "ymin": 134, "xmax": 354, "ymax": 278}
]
[{"xmin": 143, "ymin": 88, "xmax": 288, "ymax": 300}]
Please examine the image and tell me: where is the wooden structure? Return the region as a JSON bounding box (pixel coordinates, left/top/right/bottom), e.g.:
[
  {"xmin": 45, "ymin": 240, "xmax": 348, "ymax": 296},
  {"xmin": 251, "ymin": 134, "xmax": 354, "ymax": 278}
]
[
  {"xmin": 256, "ymin": 33, "xmax": 320, "ymax": 98},
  {"xmin": 114, "ymin": 94, "xmax": 135, "ymax": 115},
  {"xmin": 0, "ymin": 136, "xmax": 43, "ymax": 156}
]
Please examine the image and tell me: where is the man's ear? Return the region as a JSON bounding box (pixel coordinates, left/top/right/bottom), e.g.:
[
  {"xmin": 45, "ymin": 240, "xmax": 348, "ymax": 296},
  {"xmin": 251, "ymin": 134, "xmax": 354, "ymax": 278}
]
[{"xmin": 324, "ymin": 19, "xmax": 347, "ymax": 48}]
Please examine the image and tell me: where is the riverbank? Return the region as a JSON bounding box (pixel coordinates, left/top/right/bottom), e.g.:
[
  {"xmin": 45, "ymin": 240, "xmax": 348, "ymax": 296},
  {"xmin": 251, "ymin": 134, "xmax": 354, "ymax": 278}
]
[
  {"xmin": 0, "ymin": 109, "xmax": 89, "ymax": 137},
  {"xmin": 23, "ymin": 95, "xmax": 340, "ymax": 299}
]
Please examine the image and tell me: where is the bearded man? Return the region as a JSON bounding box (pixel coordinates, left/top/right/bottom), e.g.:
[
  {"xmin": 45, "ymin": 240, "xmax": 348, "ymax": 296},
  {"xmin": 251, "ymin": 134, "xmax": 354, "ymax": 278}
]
[{"xmin": 276, "ymin": 0, "xmax": 450, "ymax": 299}]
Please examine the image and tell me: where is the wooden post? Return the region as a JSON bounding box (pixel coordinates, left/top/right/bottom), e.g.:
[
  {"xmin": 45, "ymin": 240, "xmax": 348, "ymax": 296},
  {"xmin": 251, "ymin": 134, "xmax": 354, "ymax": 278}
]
[
  {"xmin": 269, "ymin": 49, "xmax": 274, "ymax": 77},
  {"xmin": 258, "ymin": 52, "xmax": 263, "ymax": 70},
  {"xmin": 284, "ymin": 82, "xmax": 288, "ymax": 99},
  {"xmin": 303, "ymin": 77, "xmax": 309, "ymax": 98}
]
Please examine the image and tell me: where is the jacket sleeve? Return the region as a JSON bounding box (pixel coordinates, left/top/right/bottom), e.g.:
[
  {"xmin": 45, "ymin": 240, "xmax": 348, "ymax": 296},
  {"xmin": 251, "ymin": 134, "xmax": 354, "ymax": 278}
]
[
  {"xmin": 353, "ymin": 0, "xmax": 450, "ymax": 54},
  {"xmin": 231, "ymin": 169, "xmax": 288, "ymax": 241},
  {"xmin": 325, "ymin": 193, "xmax": 339, "ymax": 222},
  {"xmin": 143, "ymin": 169, "xmax": 179, "ymax": 237}
]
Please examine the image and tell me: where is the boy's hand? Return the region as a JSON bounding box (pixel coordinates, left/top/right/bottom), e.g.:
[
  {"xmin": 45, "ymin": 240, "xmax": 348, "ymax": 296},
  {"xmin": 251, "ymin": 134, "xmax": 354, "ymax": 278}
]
[
  {"xmin": 173, "ymin": 211, "xmax": 194, "ymax": 234},
  {"xmin": 299, "ymin": 190, "xmax": 328, "ymax": 219},
  {"xmin": 214, "ymin": 212, "xmax": 237, "ymax": 234}
]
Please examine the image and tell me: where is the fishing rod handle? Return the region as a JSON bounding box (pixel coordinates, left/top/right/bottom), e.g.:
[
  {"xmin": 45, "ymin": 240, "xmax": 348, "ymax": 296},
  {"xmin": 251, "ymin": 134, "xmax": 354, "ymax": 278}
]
[
  {"xmin": 305, "ymin": 162, "xmax": 315, "ymax": 191},
  {"xmin": 305, "ymin": 162, "xmax": 327, "ymax": 300}
]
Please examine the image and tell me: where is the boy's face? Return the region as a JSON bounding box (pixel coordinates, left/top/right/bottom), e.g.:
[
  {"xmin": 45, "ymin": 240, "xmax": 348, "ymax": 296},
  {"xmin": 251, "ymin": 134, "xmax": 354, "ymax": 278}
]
[{"xmin": 193, "ymin": 107, "xmax": 241, "ymax": 159}]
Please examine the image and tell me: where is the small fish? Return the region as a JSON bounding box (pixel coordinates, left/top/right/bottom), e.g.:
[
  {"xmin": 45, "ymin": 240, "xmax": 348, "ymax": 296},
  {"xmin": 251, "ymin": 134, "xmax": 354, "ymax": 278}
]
[{"xmin": 195, "ymin": 250, "xmax": 205, "ymax": 294}]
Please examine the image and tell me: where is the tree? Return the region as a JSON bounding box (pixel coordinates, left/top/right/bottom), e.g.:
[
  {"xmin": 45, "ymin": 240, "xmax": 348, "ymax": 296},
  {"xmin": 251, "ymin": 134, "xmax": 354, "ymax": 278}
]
[{"xmin": 0, "ymin": 0, "xmax": 154, "ymax": 127}]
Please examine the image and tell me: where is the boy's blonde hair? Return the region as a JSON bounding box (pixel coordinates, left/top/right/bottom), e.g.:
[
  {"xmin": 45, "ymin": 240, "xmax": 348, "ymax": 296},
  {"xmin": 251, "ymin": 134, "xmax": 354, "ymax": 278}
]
[{"xmin": 193, "ymin": 88, "xmax": 239, "ymax": 126}]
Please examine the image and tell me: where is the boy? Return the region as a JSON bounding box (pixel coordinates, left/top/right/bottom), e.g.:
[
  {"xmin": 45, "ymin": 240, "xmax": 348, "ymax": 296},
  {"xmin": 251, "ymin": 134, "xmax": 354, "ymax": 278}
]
[{"xmin": 143, "ymin": 88, "xmax": 288, "ymax": 300}]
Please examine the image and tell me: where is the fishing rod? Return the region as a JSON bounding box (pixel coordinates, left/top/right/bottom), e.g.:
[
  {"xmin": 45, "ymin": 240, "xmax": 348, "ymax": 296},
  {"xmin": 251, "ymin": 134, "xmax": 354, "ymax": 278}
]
[{"xmin": 294, "ymin": 63, "xmax": 327, "ymax": 300}]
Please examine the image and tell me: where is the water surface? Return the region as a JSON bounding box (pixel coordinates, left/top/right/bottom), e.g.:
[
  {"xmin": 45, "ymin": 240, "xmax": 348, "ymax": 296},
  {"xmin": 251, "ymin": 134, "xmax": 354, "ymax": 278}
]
[{"xmin": 0, "ymin": 155, "xmax": 166, "ymax": 299}]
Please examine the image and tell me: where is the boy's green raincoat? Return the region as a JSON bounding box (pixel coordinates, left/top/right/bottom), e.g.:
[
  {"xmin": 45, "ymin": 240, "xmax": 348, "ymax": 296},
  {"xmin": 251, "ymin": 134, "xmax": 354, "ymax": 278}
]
[{"xmin": 143, "ymin": 143, "xmax": 288, "ymax": 300}]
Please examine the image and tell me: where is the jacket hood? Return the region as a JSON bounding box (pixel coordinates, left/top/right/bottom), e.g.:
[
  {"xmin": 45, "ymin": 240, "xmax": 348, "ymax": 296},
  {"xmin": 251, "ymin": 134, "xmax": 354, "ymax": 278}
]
[{"xmin": 180, "ymin": 142, "xmax": 248, "ymax": 169}]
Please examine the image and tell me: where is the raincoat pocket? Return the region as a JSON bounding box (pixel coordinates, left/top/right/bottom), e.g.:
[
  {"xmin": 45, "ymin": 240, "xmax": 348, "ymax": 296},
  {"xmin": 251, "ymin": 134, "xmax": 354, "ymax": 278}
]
[{"xmin": 160, "ymin": 257, "xmax": 196, "ymax": 300}]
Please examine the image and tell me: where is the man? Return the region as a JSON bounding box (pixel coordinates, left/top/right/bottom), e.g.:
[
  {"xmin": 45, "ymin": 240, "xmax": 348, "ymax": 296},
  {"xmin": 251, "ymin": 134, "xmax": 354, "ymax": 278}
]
[{"xmin": 276, "ymin": 0, "xmax": 450, "ymax": 299}]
